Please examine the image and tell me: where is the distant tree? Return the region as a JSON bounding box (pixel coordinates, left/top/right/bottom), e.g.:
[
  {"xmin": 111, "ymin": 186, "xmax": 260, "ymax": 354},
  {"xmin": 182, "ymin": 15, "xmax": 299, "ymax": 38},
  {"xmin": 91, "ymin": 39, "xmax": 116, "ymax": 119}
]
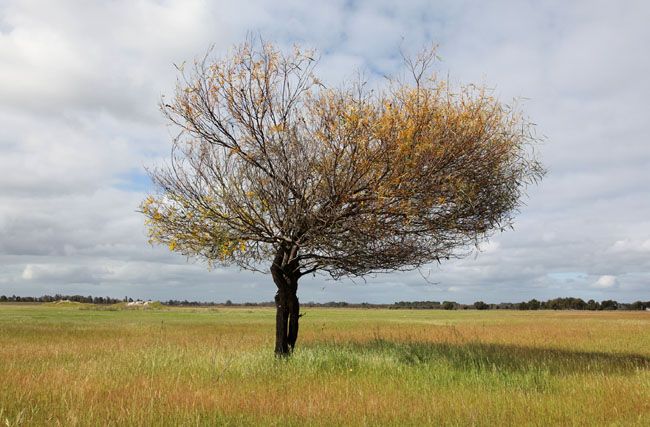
[
  {"xmin": 225, "ymin": 299, "xmax": 233, "ymax": 306},
  {"xmin": 600, "ymin": 300, "xmax": 618, "ymax": 310},
  {"xmin": 473, "ymin": 301, "xmax": 489, "ymax": 310},
  {"xmin": 546, "ymin": 298, "xmax": 563, "ymax": 310},
  {"xmin": 527, "ymin": 298, "xmax": 541, "ymax": 310},
  {"xmin": 629, "ymin": 301, "xmax": 649, "ymax": 310},
  {"xmin": 142, "ymin": 40, "xmax": 543, "ymax": 355},
  {"xmin": 571, "ymin": 298, "xmax": 587, "ymax": 310},
  {"xmin": 442, "ymin": 301, "xmax": 457, "ymax": 310}
]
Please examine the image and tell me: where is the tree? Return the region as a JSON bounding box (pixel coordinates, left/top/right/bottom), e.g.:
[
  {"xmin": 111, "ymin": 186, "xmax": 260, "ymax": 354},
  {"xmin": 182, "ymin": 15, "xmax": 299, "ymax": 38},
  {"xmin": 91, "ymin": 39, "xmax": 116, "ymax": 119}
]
[
  {"xmin": 473, "ymin": 301, "xmax": 489, "ymax": 310},
  {"xmin": 600, "ymin": 300, "xmax": 618, "ymax": 310},
  {"xmin": 527, "ymin": 298, "xmax": 541, "ymax": 310},
  {"xmin": 442, "ymin": 301, "xmax": 457, "ymax": 310},
  {"xmin": 141, "ymin": 40, "xmax": 543, "ymax": 356}
]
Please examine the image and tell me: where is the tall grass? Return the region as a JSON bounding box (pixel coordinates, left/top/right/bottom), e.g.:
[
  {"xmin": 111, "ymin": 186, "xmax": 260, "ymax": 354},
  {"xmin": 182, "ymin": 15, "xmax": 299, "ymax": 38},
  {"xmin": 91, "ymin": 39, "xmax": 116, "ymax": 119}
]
[{"xmin": 1, "ymin": 305, "xmax": 649, "ymax": 425}]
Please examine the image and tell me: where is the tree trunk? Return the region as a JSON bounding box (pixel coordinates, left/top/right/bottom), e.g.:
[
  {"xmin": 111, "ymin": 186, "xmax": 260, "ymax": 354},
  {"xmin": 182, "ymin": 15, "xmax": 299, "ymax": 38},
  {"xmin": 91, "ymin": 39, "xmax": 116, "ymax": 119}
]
[
  {"xmin": 271, "ymin": 247, "xmax": 300, "ymax": 356},
  {"xmin": 287, "ymin": 292, "xmax": 300, "ymax": 351},
  {"xmin": 274, "ymin": 290, "xmax": 290, "ymax": 355},
  {"xmin": 273, "ymin": 283, "xmax": 300, "ymax": 356}
]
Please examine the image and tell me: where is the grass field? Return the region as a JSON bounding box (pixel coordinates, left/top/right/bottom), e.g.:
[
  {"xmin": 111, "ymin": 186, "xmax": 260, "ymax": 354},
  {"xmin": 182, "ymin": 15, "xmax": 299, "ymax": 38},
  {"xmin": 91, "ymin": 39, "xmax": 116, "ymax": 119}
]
[{"xmin": 1, "ymin": 304, "xmax": 649, "ymax": 426}]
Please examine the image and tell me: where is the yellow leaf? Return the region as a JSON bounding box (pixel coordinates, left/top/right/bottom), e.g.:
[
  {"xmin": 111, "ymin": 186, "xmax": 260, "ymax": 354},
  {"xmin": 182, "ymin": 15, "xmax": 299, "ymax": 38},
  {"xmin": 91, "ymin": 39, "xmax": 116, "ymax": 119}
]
[{"xmin": 269, "ymin": 123, "xmax": 284, "ymax": 133}]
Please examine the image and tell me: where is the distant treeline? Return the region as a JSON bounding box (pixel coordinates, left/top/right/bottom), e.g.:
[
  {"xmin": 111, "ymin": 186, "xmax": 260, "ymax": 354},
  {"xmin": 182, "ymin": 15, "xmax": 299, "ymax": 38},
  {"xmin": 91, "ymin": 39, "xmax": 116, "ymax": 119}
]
[
  {"xmin": 304, "ymin": 298, "xmax": 650, "ymax": 311},
  {"xmin": 0, "ymin": 294, "xmax": 126, "ymax": 304},
  {"xmin": 2, "ymin": 294, "xmax": 650, "ymax": 311},
  {"xmin": 389, "ymin": 298, "xmax": 650, "ymax": 311}
]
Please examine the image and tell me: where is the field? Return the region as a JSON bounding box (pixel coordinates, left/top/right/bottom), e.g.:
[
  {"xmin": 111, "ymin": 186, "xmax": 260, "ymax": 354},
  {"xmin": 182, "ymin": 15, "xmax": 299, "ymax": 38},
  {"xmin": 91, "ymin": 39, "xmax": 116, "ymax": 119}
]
[{"xmin": 1, "ymin": 304, "xmax": 649, "ymax": 426}]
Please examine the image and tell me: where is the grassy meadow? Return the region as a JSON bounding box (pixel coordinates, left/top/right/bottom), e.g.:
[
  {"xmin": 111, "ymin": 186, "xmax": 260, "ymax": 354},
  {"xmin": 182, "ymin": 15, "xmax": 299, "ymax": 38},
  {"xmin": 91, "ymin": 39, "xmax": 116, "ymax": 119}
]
[{"xmin": 1, "ymin": 303, "xmax": 649, "ymax": 426}]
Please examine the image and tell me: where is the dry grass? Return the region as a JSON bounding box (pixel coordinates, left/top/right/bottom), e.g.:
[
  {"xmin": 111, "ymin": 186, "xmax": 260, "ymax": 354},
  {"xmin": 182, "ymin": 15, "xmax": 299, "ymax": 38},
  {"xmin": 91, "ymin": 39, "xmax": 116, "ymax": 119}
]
[{"xmin": 1, "ymin": 305, "xmax": 649, "ymax": 426}]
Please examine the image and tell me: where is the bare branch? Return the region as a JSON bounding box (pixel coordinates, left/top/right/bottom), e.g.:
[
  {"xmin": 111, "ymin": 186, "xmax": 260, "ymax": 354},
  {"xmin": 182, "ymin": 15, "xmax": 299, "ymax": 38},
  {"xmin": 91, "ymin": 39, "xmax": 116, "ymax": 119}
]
[{"xmin": 141, "ymin": 39, "xmax": 544, "ymax": 281}]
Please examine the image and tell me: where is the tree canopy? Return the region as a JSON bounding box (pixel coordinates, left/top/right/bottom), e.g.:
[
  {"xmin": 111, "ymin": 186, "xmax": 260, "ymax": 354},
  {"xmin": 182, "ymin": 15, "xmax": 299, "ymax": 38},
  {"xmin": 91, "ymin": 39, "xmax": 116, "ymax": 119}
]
[{"xmin": 141, "ymin": 40, "xmax": 543, "ymax": 354}]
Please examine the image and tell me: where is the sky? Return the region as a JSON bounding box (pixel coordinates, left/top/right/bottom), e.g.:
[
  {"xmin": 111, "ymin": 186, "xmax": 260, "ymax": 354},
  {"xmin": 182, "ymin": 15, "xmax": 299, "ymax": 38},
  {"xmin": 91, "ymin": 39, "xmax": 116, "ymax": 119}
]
[{"xmin": 1, "ymin": 0, "xmax": 649, "ymax": 304}]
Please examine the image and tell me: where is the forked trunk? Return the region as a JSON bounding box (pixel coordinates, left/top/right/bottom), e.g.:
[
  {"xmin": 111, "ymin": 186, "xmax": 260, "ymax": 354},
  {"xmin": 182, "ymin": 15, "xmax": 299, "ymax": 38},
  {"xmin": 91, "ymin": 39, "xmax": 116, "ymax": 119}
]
[
  {"xmin": 274, "ymin": 287, "xmax": 299, "ymax": 355},
  {"xmin": 271, "ymin": 247, "xmax": 301, "ymax": 356}
]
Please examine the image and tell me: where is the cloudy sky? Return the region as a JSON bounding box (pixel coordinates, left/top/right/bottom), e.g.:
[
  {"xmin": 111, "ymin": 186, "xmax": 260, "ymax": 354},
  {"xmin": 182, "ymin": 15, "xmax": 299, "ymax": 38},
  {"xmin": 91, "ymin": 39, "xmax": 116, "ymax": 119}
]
[{"xmin": 1, "ymin": 0, "xmax": 649, "ymax": 304}]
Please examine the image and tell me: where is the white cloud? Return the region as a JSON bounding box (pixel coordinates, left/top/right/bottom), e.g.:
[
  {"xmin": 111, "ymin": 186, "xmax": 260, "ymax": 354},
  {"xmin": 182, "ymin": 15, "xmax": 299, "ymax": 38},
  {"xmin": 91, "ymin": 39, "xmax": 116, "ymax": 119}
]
[
  {"xmin": 592, "ymin": 275, "xmax": 618, "ymax": 289},
  {"xmin": 477, "ymin": 240, "xmax": 500, "ymax": 254},
  {"xmin": 1, "ymin": 0, "xmax": 650, "ymax": 303},
  {"xmin": 21, "ymin": 265, "xmax": 34, "ymax": 280},
  {"xmin": 610, "ymin": 239, "xmax": 650, "ymax": 253}
]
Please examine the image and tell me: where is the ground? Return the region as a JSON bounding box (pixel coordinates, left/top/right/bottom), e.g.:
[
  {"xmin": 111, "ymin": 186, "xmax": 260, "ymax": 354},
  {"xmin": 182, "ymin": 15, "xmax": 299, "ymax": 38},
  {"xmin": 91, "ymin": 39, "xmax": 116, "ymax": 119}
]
[{"xmin": 1, "ymin": 304, "xmax": 649, "ymax": 426}]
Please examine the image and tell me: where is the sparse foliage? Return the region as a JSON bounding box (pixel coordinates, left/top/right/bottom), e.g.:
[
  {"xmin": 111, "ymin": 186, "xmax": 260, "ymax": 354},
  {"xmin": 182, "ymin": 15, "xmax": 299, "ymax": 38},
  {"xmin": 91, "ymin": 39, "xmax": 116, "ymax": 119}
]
[{"xmin": 141, "ymin": 40, "xmax": 543, "ymax": 355}]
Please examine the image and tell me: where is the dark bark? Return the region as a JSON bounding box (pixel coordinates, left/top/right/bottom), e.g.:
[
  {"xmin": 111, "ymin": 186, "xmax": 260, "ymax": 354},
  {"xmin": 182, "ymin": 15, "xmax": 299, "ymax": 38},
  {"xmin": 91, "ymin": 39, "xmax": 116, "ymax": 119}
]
[
  {"xmin": 274, "ymin": 291, "xmax": 290, "ymax": 355},
  {"xmin": 271, "ymin": 247, "xmax": 301, "ymax": 356},
  {"xmin": 287, "ymin": 293, "xmax": 300, "ymax": 351}
]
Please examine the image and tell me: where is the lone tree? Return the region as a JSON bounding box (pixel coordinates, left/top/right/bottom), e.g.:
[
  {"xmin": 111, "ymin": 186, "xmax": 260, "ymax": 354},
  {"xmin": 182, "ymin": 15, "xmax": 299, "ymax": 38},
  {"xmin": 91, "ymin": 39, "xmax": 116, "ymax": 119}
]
[{"xmin": 142, "ymin": 41, "xmax": 543, "ymax": 356}]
